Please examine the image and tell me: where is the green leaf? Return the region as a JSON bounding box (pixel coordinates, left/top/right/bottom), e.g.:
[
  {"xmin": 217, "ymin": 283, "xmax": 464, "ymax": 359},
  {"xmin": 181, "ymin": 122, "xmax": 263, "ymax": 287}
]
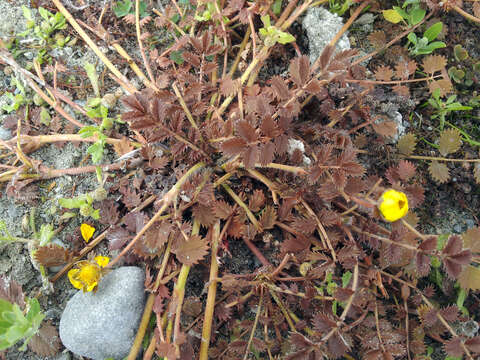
[
  {"xmin": 407, "ymin": 32, "xmax": 417, "ymax": 44},
  {"xmin": 78, "ymin": 125, "xmax": 99, "ymax": 138},
  {"xmin": 261, "ymin": 15, "xmax": 271, "ymax": 28},
  {"xmin": 113, "ymin": 0, "xmax": 132, "ymax": 17},
  {"xmin": 87, "ymin": 142, "xmax": 104, "ymax": 163},
  {"xmin": 91, "ymin": 209, "xmax": 101, "ymax": 220},
  {"xmin": 170, "ymin": 50, "xmax": 184, "ymax": 65},
  {"xmin": 272, "ymin": 0, "xmax": 282, "ymax": 15},
  {"xmin": 38, "ymin": 7, "xmax": 51, "ymax": 21},
  {"xmin": 39, "ymin": 107, "xmax": 51, "ymax": 126},
  {"xmin": 424, "ymin": 22, "xmax": 443, "ymax": 42},
  {"xmin": 0, "ymin": 299, "xmax": 14, "ymax": 316},
  {"xmin": 342, "ymin": 271, "xmax": 352, "ymax": 288},
  {"xmin": 21, "ymin": 5, "xmax": 32, "ymax": 20},
  {"xmin": 421, "ymin": 41, "xmax": 446, "ymax": 53},
  {"xmin": 84, "ymin": 62, "xmax": 100, "ymax": 98},
  {"xmin": 58, "ymin": 197, "xmax": 86, "ymax": 209},
  {"xmin": 277, "ymin": 31, "xmax": 295, "ymax": 44},
  {"xmin": 409, "ymin": 7, "xmax": 426, "ymax": 25},
  {"xmin": 38, "ymin": 224, "xmax": 54, "ymax": 246}
]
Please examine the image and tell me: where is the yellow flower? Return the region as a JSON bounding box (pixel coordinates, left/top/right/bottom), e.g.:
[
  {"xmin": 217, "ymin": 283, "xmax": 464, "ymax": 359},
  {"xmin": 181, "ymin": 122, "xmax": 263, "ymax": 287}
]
[
  {"xmin": 67, "ymin": 256, "xmax": 110, "ymax": 292},
  {"xmin": 80, "ymin": 223, "xmax": 96, "ymax": 243},
  {"xmin": 378, "ymin": 189, "xmax": 408, "ymax": 222}
]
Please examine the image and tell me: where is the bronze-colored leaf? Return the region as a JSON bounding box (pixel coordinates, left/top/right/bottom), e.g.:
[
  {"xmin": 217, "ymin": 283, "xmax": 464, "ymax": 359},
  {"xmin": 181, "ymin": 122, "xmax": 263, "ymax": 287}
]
[
  {"xmin": 28, "ymin": 321, "xmax": 61, "ymax": 357},
  {"xmin": 192, "ymin": 204, "xmax": 216, "ymax": 227},
  {"xmin": 397, "ymin": 133, "xmax": 417, "ymax": 155},
  {"xmin": 372, "ymin": 120, "xmax": 397, "ymax": 138},
  {"xmin": 428, "ymin": 161, "xmax": 450, "ymax": 183},
  {"xmin": 249, "ymin": 189, "xmax": 265, "ymax": 212},
  {"xmin": 444, "ymin": 337, "xmax": 464, "ymax": 358},
  {"xmin": 367, "ymin": 30, "xmax": 386, "ymax": 49},
  {"xmin": 422, "ymin": 55, "xmax": 447, "ymax": 74},
  {"xmin": 289, "ymin": 55, "xmax": 310, "ymax": 87},
  {"xmin": 374, "ymin": 65, "xmax": 393, "ymax": 82},
  {"xmin": 220, "ymin": 137, "xmax": 247, "ymax": 157},
  {"xmin": 438, "ymin": 128, "xmax": 462, "ymax": 156},
  {"xmin": 270, "ymin": 76, "xmax": 290, "ymax": 100},
  {"xmin": 397, "ymin": 160, "xmax": 416, "ymax": 181},
  {"xmin": 172, "ymin": 234, "xmax": 209, "ymax": 266},
  {"xmin": 428, "ymin": 79, "xmax": 453, "ymax": 97},
  {"xmin": 259, "ymin": 205, "xmax": 277, "ymax": 230},
  {"xmin": 458, "ymin": 265, "xmax": 480, "ymax": 291},
  {"xmin": 34, "ymin": 244, "xmax": 73, "ymax": 267},
  {"xmin": 474, "ymin": 163, "xmax": 480, "ymax": 184},
  {"xmin": 462, "ymin": 227, "xmax": 480, "ymax": 253},
  {"xmin": 213, "ymin": 200, "xmax": 234, "ymax": 219}
]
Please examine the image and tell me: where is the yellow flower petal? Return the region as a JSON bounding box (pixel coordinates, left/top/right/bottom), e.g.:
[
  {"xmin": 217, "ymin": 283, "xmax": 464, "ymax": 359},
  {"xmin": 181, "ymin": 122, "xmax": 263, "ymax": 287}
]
[
  {"xmin": 68, "ymin": 269, "xmax": 83, "ymax": 290},
  {"xmin": 378, "ymin": 189, "xmax": 409, "ymax": 222},
  {"xmin": 80, "ymin": 223, "xmax": 96, "ymax": 243},
  {"xmin": 80, "ymin": 224, "xmax": 95, "ymax": 243},
  {"xmin": 94, "ymin": 256, "xmax": 110, "ymax": 268}
]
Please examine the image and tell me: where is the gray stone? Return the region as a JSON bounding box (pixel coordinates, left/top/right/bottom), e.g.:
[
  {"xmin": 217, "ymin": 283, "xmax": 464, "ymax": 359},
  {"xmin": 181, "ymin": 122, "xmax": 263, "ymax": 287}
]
[
  {"xmin": 59, "ymin": 267, "xmax": 145, "ymax": 360},
  {"xmin": 302, "ymin": 7, "xmax": 350, "ymax": 65},
  {"xmin": 0, "ymin": 126, "xmax": 12, "ymax": 141}
]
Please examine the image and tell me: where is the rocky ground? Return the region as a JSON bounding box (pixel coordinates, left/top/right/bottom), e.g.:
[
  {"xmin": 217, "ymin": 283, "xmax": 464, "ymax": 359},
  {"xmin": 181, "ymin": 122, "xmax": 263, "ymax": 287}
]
[{"xmin": 0, "ymin": 0, "xmax": 479, "ymax": 359}]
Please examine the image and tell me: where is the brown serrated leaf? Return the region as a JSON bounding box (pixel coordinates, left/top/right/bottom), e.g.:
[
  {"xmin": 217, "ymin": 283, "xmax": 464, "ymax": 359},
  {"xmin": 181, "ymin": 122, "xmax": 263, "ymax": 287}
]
[
  {"xmin": 397, "ymin": 133, "xmax": 417, "ymax": 155},
  {"xmin": 374, "ymin": 65, "xmax": 393, "ymax": 82},
  {"xmin": 465, "ymin": 336, "xmax": 480, "ymax": 353},
  {"xmin": 156, "ymin": 341, "xmax": 177, "ymax": 359},
  {"xmin": 259, "ymin": 142, "xmax": 275, "ymax": 166},
  {"xmin": 372, "ymin": 120, "xmax": 397, "ymax": 138},
  {"xmin": 259, "ymin": 205, "xmax": 277, "ymax": 230},
  {"xmin": 474, "ymin": 163, "xmax": 480, "ymax": 184},
  {"xmin": 192, "ymin": 204, "xmax": 216, "ymax": 227},
  {"xmin": 462, "ymin": 227, "xmax": 480, "ymax": 253},
  {"xmin": 289, "ymin": 55, "xmax": 310, "ymax": 87},
  {"xmin": 444, "ymin": 337, "xmax": 464, "ymax": 357},
  {"xmin": 474, "ymin": 2, "xmax": 480, "ymax": 18},
  {"xmin": 260, "ymin": 116, "xmax": 279, "ymax": 138},
  {"xmin": 220, "ymin": 75, "xmax": 239, "ymax": 97},
  {"xmin": 243, "ymin": 145, "xmax": 258, "ymax": 169},
  {"xmin": 0, "ymin": 276, "xmax": 25, "ymax": 307},
  {"xmin": 110, "ymin": 138, "xmax": 134, "ymax": 157},
  {"xmin": 397, "ymin": 160, "xmax": 416, "ymax": 181},
  {"xmin": 428, "ymin": 79, "xmax": 453, "ymax": 97},
  {"xmin": 319, "ymin": 45, "xmax": 334, "ymax": 70},
  {"xmin": 34, "ymin": 245, "xmax": 73, "ymax": 267},
  {"xmin": 28, "ymin": 321, "xmax": 61, "ymax": 357},
  {"xmin": 237, "ymin": 121, "xmax": 258, "ymax": 142},
  {"xmin": 213, "ymin": 200, "xmax": 234, "ymax": 219},
  {"xmin": 422, "ymin": 55, "xmax": 447, "ymax": 74},
  {"xmin": 367, "ymin": 30, "xmax": 386, "ymax": 49},
  {"xmin": 392, "ymin": 84, "xmax": 410, "ymax": 97},
  {"xmin": 429, "ymin": 161, "xmax": 450, "ymax": 183},
  {"xmin": 221, "ymin": 137, "xmax": 247, "ymax": 157},
  {"xmin": 172, "ymin": 234, "xmax": 209, "ymax": 266},
  {"xmin": 458, "ymin": 265, "xmax": 480, "ymax": 291},
  {"xmin": 249, "ymin": 189, "xmax": 265, "ymax": 212},
  {"xmin": 438, "ymin": 128, "xmax": 462, "ymax": 156},
  {"xmin": 270, "ymin": 76, "xmax": 290, "ymax": 100}
]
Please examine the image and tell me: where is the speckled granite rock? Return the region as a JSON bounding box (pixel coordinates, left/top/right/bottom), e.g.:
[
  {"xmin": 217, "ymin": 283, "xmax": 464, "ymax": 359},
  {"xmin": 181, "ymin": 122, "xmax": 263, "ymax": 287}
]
[{"xmin": 59, "ymin": 267, "xmax": 145, "ymax": 360}]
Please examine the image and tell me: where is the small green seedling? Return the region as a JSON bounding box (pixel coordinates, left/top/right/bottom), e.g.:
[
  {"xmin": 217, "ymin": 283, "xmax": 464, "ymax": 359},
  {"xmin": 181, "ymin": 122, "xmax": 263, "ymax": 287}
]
[
  {"xmin": 407, "ymin": 22, "xmax": 445, "ymax": 56},
  {"xmin": 259, "ymin": 15, "xmax": 295, "ymax": 47},
  {"xmin": 383, "ymin": 0, "xmax": 426, "ymax": 27},
  {"xmin": 428, "ymin": 88, "xmax": 472, "ymax": 130},
  {"xmin": 1, "ymin": 77, "xmax": 28, "ymax": 113},
  {"xmin": 58, "ymin": 190, "xmax": 104, "ymax": 220},
  {"xmin": 0, "ymin": 297, "xmax": 45, "ymax": 351},
  {"xmin": 113, "ymin": 0, "xmax": 148, "ymax": 18}
]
